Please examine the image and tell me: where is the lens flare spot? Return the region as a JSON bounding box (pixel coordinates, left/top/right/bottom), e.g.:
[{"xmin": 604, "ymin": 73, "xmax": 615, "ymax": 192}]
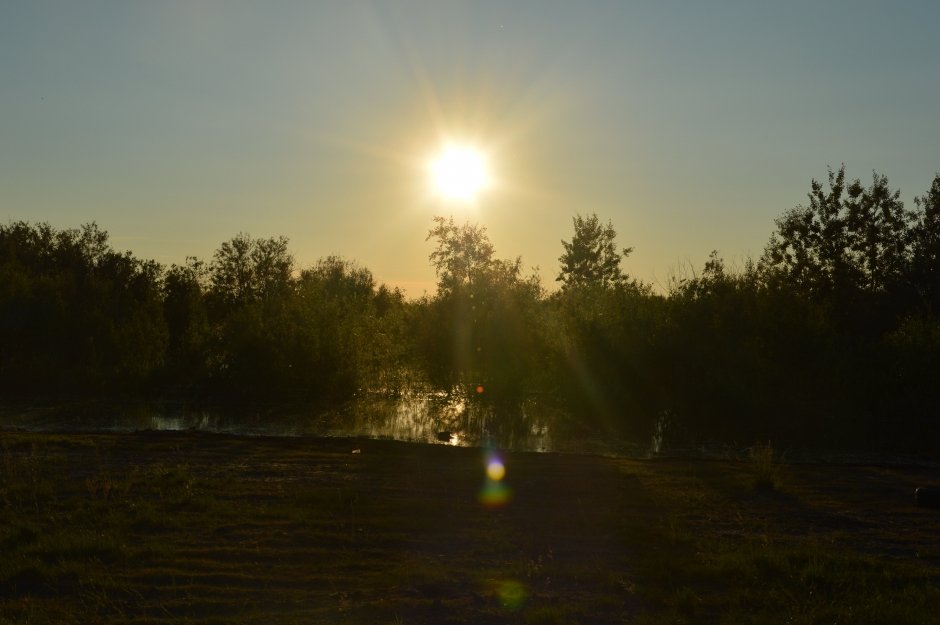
[
  {"xmin": 495, "ymin": 579, "xmax": 527, "ymax": 610},
  {"xmin": 479, "ymin": 452, "xmax": 510, "ymax": 506},
  {"xmin": 479, "ymin": 479, "xmax": 511, "ymax": 507},
  {"xmin": 486, "ymin": 459, "xmax": 506, "ymax": 481},
  {"xmin": 476, "ymin": 385, "xmax": 484, "ymax": 394}
]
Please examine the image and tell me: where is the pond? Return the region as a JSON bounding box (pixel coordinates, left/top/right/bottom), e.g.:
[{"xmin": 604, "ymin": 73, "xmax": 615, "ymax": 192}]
[{"xmin": 0, "ymin": 392, "xmax": 653, "ymax": 456}]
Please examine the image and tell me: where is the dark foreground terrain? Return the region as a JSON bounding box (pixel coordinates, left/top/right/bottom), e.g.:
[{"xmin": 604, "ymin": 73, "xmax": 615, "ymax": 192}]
[{"xmin": 1, "ymin": 431, "xmax": 938, "ymax": 624}]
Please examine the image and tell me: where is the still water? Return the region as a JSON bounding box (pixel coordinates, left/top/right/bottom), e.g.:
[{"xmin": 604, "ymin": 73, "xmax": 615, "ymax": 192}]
[{"xmin": 0, "ymin": 393, "xmax": 649, "ymax": 455}]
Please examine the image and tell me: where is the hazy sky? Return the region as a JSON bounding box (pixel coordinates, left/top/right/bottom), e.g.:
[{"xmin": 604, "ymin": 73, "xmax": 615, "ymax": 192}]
[{"xmin": 3, "ymin": 1, "xmax": 939, "ymax": 295}]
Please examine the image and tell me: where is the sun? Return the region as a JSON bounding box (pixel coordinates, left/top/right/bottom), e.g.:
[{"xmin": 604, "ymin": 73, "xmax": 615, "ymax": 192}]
[{"xmin": 428, "ymin": 144, "xmax": 490, "ymax": 202}]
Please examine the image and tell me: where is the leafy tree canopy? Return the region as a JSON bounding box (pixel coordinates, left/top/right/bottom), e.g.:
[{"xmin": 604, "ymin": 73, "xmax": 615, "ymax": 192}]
[
  {"xmin": 911, "ymin": 173, "xmax": 940, "ymax": 310},
  {"xmin": 426, "ymin": 216, "xmax": 496, "ymax": 294},
  {"xmin": 209, "ymin": 233, "xmax": 293, "ymax": 307},
  {"xmin": 761, "ymin": 166, "xmax": 914, "ymax": 296},
  {"xmin": 557, "ymin": 213, "xmax": 633, "ymax": 290}
]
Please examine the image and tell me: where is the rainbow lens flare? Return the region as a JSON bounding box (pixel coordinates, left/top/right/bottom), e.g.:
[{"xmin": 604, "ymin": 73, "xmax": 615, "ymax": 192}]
[
  {"xmin": 479, "ymin": 452, "xmax": 511, "ymax": 506},
  {"xmin": 479, "ymin": 480, "xmax": 511, "ymax": 506},
  {"xmin": 486, "ymin": 458, "xmax": 505, "ymax": 481}
]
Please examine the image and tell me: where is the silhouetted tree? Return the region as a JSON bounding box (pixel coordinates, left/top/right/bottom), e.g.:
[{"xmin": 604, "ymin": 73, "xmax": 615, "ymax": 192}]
[
  {"xmin": 911, "ymin": 174, "xmax": 940, "ymax": 311},
  {"xmin": 4, "ymin": 169, "xmax": 940, "ymax": 454},
  {"xmin": 761, "ymin": 166, "xmax": 914, "ymax": 298},
  {"xmin": 293, "ymin": 256, "xmax": 384, "ymax": 397},
  {"xmin": 0, "ymin": 221, "xmax": 166, "ymax": 394},
  {"xmin": 557, "ymin": 213, "xmax": 634, "ymax": 290},
  {"xmin": 209, "ymin": 233, "xmax": 293, "ymax": 308},
  {"xmin": 549, "ymin": 276, "xmax": 663, "ymax": 439},
  {"xmin": 426, "ymin": 216, "xmax": 495, "ymax": 293},
  {"xmin": 420, "ymin": 216, "xmax": 545, "ymax": 400},
  {"xmin": 843, "ymin": 171, "xmax": 914, "ymax": 294},
  {"xmin": 662, "ymin": 252, "xmax": 846, "ymax": 444},
  {"xmin": 761, "ymin": 166, "xmax": 858, "ymax": 297},
  {"xmin": 162, "ymin": 257, "xmax": 210, "ymax": 386}
]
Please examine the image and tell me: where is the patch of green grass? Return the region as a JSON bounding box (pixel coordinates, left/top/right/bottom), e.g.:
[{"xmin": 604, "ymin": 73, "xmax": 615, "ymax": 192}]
[
  {"xmin": 625, "ymin": 514, "xmax": 940, "ymax": 625},
  {"xmin": 707, "ymin": 540, "xmax": 939, "ymax": 624}
]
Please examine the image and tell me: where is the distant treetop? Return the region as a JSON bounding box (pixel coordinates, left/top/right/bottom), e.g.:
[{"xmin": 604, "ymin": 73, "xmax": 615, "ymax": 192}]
[{"xmin": 557, "ymin": 213, "xmax": 634, "ymax": 290}]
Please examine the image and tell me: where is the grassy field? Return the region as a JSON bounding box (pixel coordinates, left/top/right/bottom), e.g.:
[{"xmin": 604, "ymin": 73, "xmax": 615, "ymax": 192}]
[{"xmin": 1, "ymin": 431, "xmax": 938, "ymax": 624}]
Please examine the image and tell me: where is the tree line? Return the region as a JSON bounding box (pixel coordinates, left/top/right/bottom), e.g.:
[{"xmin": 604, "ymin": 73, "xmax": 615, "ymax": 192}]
[{"xmin": 1, "ymin": 166, "xmax": 938, "ymax": 452}]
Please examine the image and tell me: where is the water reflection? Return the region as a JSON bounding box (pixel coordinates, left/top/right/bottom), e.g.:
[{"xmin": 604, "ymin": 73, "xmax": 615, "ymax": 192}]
[
  {"xmin": 0, "ymin": 392, "xmax": 646, "ymax": 455},
  {"xmin": 322, "ymin": 393, "xmax": 557, "ymax": 451}
]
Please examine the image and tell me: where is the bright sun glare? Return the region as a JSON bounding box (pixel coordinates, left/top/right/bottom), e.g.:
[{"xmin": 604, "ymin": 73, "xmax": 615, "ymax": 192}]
[{"xmin": 428, "ymin": 144, "xmax": 490, "ymax": 202}]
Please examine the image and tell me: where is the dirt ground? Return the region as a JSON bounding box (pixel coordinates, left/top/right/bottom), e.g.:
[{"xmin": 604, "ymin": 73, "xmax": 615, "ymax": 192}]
[{"xmin": 1, "ymin": 431, "xmax": 938, "ymax": 624}]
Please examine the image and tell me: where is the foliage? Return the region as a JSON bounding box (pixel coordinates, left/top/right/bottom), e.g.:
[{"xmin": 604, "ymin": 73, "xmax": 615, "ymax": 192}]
[
  {"xmin": 426, "ymin": 215, "xmax": 495, "ymax": 294},
  {"xmin": 548, "ymin": 282, "xmax": 664, "ymax": 439},
  {"xmin": 760, "ymin": 166, "xmax": 918, "ymax": 331},
  {"xmin": 2, "ymin": 166, "xmax": 940, "ymax": 452},
  {"xmin": 205, "ymin": 247, "xmax": 406, "ymax": 403},
  {"xmin": 419, "ymin": 217, "xmax": 546, "ymax": 401},
  {"xmin": 0, "ymin": 224, "xmax": 409, "ymax": 405},
  {"xmin": 910, "ymin": 174, "xmax": 940, "ymax": 311},
  {"xmin": 557, "ymin": 213, "xmax": 634, "ymax": 290},
  {"xmin": 209, "ymin": 232, "xmax": 293, "ymax": 308},
  {"xmin": 162, "ymin": 257, "xmax": 210, "ymax": 387},
  {"xmin": 0, "ymin": 221, "xmax": 167, "ymax": 394}
]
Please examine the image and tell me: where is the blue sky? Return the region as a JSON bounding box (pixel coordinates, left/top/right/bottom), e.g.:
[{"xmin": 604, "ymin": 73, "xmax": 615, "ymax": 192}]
[{"xmin": 2, "ymin": 1, "xmax": 938, "ymax": 294}]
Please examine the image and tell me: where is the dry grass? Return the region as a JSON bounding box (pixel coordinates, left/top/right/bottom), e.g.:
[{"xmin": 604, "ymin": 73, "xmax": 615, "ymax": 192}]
[
  {"xmin": 0, "ymin": 431, "xmax": 938, "ymax": 624},
  {"xmin": 748, "ymin": 440, "xmax": 780, "ymax": 490}
]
